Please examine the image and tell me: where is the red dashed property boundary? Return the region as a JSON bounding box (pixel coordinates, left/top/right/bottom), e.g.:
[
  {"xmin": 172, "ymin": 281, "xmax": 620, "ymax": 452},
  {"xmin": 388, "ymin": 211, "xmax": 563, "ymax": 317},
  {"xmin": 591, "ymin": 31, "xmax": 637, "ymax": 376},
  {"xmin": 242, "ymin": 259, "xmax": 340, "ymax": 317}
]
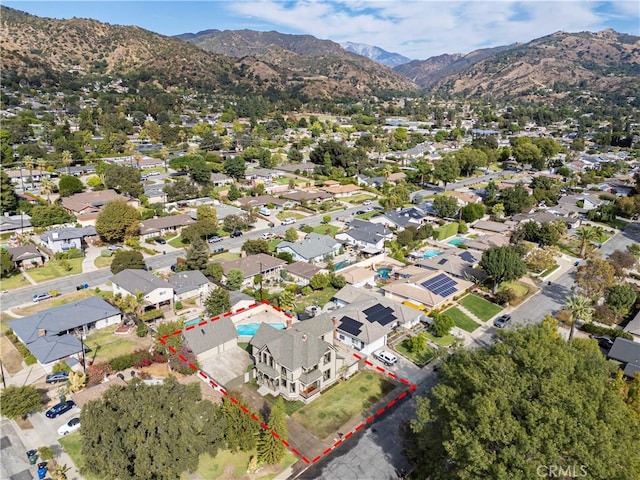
[{"xmin": 156, "ymin": 300, "xmax": 417, "ymax": 465}]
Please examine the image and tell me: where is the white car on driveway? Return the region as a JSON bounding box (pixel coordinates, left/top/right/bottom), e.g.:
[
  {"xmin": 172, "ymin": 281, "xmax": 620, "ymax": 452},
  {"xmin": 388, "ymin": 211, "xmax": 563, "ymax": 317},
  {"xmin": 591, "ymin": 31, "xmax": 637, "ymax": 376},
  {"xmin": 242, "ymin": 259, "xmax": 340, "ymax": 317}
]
[
  {"xmin": 281, "ymin": 218, "xmax": 296, "ymax": 225},
  {"xmin": 57, "ymin": 417, "xmax": 81, "ymax": 436}
]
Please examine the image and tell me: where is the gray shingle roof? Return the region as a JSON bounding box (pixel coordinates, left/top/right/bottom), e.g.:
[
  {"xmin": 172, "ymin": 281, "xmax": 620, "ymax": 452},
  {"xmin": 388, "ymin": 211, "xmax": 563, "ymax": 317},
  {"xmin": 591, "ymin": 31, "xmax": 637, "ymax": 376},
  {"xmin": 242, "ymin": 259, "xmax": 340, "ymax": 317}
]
[
  {"xmin": 276, "ymin": 233, "xmax": 338, "ymax": 261},
  {"xmin": 220, "ymin": 253, "xmax": 286, "ymax": 278},
  {"xmin": 608, "ymin": 338, "xmax": 640, "ymax": 366},
  {"xmin": 110, "ymin": 269, "xmax": 173, "ymax": 295},
  {"xmin": 183, "ymin": 317, "xmax": 237, "ymax": 355},
  {"xmin": 167, "ymin": 270, "xmax": 209, "ymax": 295},
  {"xmin": 139, "ymin": 214, "xmax": 195, "ymax": 235},
  {"xmin": 250, "ymin": 316, "xmax": 334, "ymax": 371},
  {"xmin": 40, "ymin": 226, "xmax": 96, "ymax": 242}
]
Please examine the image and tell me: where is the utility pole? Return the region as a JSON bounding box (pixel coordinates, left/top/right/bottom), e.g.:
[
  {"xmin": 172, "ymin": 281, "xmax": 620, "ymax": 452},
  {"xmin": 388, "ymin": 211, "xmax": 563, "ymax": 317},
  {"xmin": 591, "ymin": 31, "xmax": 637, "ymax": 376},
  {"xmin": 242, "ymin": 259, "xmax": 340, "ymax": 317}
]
[{"xmin": 259, "ymin": 262, "xmax": 264, "ymax": 301}]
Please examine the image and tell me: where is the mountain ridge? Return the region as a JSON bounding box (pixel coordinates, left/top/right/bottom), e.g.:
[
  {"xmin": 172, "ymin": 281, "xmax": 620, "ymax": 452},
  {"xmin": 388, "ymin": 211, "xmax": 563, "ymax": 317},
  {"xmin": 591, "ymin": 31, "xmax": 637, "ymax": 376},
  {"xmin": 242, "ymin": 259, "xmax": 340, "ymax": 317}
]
[{"xmin": 340, "ymin": 41, "xmax": 412, "ymax": 67}]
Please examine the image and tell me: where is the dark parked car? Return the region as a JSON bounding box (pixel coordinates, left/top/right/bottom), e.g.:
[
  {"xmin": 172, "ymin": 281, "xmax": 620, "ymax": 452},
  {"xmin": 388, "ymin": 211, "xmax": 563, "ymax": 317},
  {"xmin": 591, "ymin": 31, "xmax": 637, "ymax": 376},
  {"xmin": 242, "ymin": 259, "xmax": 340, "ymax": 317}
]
[
  {"xmin": 230, "ymin": 230, "xmax": 243, "ymax": 238},
  {"xmin": 589, "ymin": 334, "xmax": 614, "ymax": 349},
  {"xmin": 154, "ymin": 238, "xmax": 166, "ymax": 245},
  {"xmin": 45, "ymin": 400, "xmax": 76, "ymax": 418},
  {"xmin": 493, "ymin": 314, "xmax": 512, "ymax": 328},
  {"xmin": 46, "ymin": 371, "xmax": 69, "ymax": 384}
]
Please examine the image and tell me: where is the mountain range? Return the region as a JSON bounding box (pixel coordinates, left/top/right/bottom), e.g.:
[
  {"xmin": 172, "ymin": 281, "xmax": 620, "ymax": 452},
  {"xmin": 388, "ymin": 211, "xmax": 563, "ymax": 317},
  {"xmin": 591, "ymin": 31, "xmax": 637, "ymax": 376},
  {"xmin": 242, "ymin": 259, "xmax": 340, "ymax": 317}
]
[
  {"xmin": 2, "ymin": 6, "xmax": 639, "ymax": 103},
  {"xmin": 340, "ymin": 42, "xmax": 412, "ymax": 68}
]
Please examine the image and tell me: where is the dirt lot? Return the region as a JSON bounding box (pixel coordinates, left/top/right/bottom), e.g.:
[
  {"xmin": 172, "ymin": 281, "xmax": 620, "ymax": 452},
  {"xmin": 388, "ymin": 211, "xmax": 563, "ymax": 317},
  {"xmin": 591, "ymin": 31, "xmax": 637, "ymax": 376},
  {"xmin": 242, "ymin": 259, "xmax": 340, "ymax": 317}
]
[{"xmin": 0, "ymin": 335, "xmax": 24, "ymax": 374}]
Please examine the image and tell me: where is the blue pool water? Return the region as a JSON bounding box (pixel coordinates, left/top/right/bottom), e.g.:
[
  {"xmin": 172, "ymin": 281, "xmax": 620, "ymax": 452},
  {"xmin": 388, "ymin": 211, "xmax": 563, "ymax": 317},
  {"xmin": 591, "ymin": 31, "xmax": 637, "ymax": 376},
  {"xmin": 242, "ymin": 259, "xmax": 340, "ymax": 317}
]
[
  {"xmin": 185, "ymin": 318, "xmax": 202, "ymax": 327},
  {"xmin": 448, "ymin": 238, "xmax": 468, "ymax": 246},
  {"xmin": 423, "ymin": 249, "xmax": 443, "ymax": 259},
  {"xmin": 376, "ymin": 267, "xmax": 393, "ymax": 279},
  {"xmin": 237, "ymin": 323, "xmax": 286, "ymax": 336}
]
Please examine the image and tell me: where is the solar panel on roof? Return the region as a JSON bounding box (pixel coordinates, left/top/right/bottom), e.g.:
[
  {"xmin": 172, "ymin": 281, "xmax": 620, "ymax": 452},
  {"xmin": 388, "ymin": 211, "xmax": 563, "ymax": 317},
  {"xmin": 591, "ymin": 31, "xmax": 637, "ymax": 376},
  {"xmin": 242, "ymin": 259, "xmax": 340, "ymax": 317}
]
[
  {"xmin": 363, "ymin": 304, "xmax": 397, "ymax": 326},
  {"xmin": 339, "ymin": 316, "xmax": 363, "ymax": 336},
  {"xmin": 437, "ymin": 258, "xmax": 447, "ymax": 265},
  {"xmin": 459, "ymin": 252, "xmax": 475, "ymax": 263},
  {"xmin": 363, "ymin": 304, "xmax": 385, "ymax": 317},
  {"xmin": 421, "ymin": 273, "xmax": 458, "ymax": 298}
]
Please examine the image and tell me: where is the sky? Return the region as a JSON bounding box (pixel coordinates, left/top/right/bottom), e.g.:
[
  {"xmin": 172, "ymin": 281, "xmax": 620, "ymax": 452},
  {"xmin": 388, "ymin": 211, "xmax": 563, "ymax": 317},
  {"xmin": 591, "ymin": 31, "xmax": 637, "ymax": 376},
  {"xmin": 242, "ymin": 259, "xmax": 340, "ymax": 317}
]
[{"xmin": 4, "ymin": 1, "xmax": 639, "ymax": 60}]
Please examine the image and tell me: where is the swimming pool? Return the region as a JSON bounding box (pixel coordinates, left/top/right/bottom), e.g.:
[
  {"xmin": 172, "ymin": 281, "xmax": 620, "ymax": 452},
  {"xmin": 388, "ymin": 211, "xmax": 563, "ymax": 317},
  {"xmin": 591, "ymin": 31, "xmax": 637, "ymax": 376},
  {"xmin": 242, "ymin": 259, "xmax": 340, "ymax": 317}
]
[
  {"xmin": 237, "ymin": 323, "xmax": 286, "ymax": 336},
  {"xmin": 376, "ymin": 267, "xmax": 393, "ymax": 279},
  {"xmin": 423, "ymin": 249, "xmax": 443, "ymax": 259},
  {"xmin": 185, "ymin": 318, "xmax": 203, "ymax": 327},
  {"xmin": 447, "ymin": 238, "xmax": 468, "ymax": 246}
]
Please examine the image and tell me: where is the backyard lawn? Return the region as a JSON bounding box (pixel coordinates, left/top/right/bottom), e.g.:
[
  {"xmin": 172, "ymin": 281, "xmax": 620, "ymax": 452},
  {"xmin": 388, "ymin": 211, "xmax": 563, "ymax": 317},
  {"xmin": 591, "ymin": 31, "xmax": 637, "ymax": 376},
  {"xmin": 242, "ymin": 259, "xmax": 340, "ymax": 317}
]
[
  {"xmin": 28, "ymin": 258, "xmax": 83, "ymax": 282},
  {"xmin": 187, "ymin": 449, "xmax": 297, "ymax": 480},
  {"xmin": 84, "ymin": 325, "xmax": 150, "ymax": 364},
  {"xmin": 291, "ymin": 371, "xmax": 394, "ymax": 439},
  {"xmin": 0, "ymin": 272, "xmax": 29, "ymax": 290},
  {"xmin": 444, "ymin": 306, "xmax": 481, "ymax": 332},
  {"xmin": 458, "ymin": 294, "xmax": 502, "ymax": 321},
  {"xmin": 296, "ymin": 286, "xmax": 337, "ymax": 311},
  {"xmin": 394, "ymin": 338, "xmax": 436, "ymax": 366}
]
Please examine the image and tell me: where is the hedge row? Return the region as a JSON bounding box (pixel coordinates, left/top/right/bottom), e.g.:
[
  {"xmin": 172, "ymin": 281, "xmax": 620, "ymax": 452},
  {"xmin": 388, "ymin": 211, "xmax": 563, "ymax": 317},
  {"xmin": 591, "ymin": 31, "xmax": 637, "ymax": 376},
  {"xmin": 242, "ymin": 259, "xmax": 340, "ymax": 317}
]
[
  {"xmin": 5, "ymin": 331, "xmax": 37, "ymax": 365},
  {"xmin": 582, "ymin": 323, "xmax": 633, "ymax": 340},
  {"xmin": 108, "ymin": 349, "xmax": 166, "ymax": 372}
]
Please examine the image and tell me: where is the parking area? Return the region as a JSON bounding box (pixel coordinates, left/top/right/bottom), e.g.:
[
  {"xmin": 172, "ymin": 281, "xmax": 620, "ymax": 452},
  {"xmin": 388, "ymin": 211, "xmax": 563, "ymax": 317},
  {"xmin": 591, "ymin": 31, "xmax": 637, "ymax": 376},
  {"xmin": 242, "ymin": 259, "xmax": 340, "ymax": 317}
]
[
  {"xmin": 367, "ymin": 348, "xmax": 423, "ymax": 385},
  {"xmin": 199, "ymin": 345, "xmax": 252, "ymax": 386}
]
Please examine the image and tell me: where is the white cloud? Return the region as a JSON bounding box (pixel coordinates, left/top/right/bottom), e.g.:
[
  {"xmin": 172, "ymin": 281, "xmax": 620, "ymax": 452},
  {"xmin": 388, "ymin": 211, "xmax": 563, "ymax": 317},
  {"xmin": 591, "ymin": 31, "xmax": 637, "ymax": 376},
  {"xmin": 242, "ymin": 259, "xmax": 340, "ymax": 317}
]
[{"xmin": 225, "ymin": 1, "xmax": 637, "ymax": 59}]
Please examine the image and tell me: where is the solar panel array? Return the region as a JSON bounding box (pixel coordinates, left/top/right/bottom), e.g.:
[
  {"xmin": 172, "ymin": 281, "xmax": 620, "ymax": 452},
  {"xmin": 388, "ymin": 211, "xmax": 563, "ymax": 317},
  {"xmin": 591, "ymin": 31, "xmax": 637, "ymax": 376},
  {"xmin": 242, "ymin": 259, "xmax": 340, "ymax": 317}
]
[
  {"xmin": 459, "ymin": 251, "xmax": 476, "ymax": 263},
  {"xmin": 339, "ymin": 316, "xmax": 363, "ymax": 336},
  {"xmin": 363, "ymin": 304, "xmax": 396, "ymax": 326},
  {"xmin": 421, "ymin": 273, "xmax": 458, "ymax": 297}
]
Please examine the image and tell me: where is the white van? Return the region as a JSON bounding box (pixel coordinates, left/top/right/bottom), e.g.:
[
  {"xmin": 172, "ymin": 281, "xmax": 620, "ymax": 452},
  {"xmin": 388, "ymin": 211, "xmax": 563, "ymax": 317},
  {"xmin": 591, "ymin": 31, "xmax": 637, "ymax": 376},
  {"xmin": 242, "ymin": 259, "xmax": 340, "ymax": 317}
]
[
  {"xmin": 373, "ymin": 349, "xmax": 397, "ymax": 366},
  {"xmin": 259, "ymin": 207, "xmax": 271, "ymax": 216}
]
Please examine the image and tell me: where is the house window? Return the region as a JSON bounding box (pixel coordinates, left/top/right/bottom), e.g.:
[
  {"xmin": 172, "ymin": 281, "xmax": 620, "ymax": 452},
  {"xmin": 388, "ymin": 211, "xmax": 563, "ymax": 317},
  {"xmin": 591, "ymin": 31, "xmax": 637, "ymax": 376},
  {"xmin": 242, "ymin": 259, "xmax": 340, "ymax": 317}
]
[
  {"xmin": 338, "ymin": 334, "xmax": 345, "ymax": 341},
  {"xmin": 323, "ymin": 369, "xmax": 331, "ymax": 381},
  {"xmin": 290, "ymin": 382, "xmax": 296, "ymax": 393},
  {"xmin": 281, "ymin": 366, "xmax": 287, "ymax": 377},
  {"xmin": 324, "ymin": 352, "xmax": 331, "ymax": 365},
  {"xmin": 282, "ymin": 379, "xmax": 287, "ymax": 388}
]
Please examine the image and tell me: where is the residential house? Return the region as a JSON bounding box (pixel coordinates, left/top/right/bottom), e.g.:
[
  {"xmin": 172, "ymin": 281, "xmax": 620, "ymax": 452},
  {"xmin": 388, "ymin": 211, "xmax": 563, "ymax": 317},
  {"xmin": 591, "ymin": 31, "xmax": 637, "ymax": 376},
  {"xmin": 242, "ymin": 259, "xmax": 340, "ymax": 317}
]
[
  {"xmin": 8, "ymin": 297, "xmax": 121, "ymax": 370},
  {"xmin": 237, "ymin": 195, "xmax": 293, "ymax": 211},
  {"xmin": 333, "ymin": 284, "xmax": 382, "ymax": 308},
  {"xmin": 582, "ymin": 195, "xmax": 608, "ymax": 211},
  {"xmin": 607, "ymin": 338, "xmax": 640, "ymax": 379},
  {"xmin": 382, "ymin": 270, "xmax": 473, "ymax": 311},
  {"xmin": 229, "ymin": 291, "xmax": 257, "ymax": 312},
  {"xmin": 220, "ymin": 254, "xmax": 287, "ymax": 289},
  {"xmin": 512, "ymin": 211, "xmax": 579, "ymax": 229},
  {"xmin": 320, "ymin": 183, "xmax": 362, "ymax": 198},
  {"xmin": 415, "ymin": 250, "xmax": 482, "ymax": 279},
  {"xmin": 167, "ymin": 270, "xmax": 211, "ymax": 303},
  {"xmin": 245, "ymin": 168, "xmax": 283, "ymax": 182},
  {"xmin": 0, "ymin": 213, "xmax": 32, "ymax": 233},
  {"xmin": 337, "ymin": 265, "xmax": 376, "ymax": 288},
  {"xmin": 212, "ymin": 203, "xmax": 246, "ymax": 222},
  {"xmin": 276, "ymin": 233, "xmax": 341, "ymax": 264},
  {"xmin": 210, "ymin": 173, "xmax": 234, "ymax": 188},
  {"xmin": 281, "ymin": 190, "xmax": 332, "ymax": 205},
  {"xmin": 39, "ymin": 226, "xmax": 97, "ymax": 253},
  {"xmin": 111, "ymin": 269, "xmax": 174, "ymax": 310},
  {"xmin": 472, "ymin": 220, "xmax": 514, "ymax": 234},
  {"xmin": 335, "ymin": 219, "xmax": 391, "ymax": 254},
  {"xmin": 275, "ymin": 163, "xmax": 316, "ymax": 175},
  {"xmin": 60, "ymin": 189, "xmax": 139, "ymax": 224},
  {"xmin": 7, "ymin": 245, "xmax": 47, "ymax": 269},
  {"xmin": 623, "ymin": 311, "xmax": 640, "ymax": 341},
  {"xmin": 327, "ymin": 297, "xmax": 422, "ymax": 354},
  {"xmin": 284, "ymin": 262, "xmax": 324, "ymax": 286},
  {"xmin": 183, "ymin": 316, "xmax": 238, "ymax": 361},
  {"xmin": 250, "ymin": 315, "xmax": 344, "ymax": 402},
  {"xmin": 143, "ymin": 184, "xmax": 167, "ymax": 204},
  {"xmin": 464, "ymin": 234, "xmax": 511, "ymax": 252},
  {"xmin": 139, "ymin": 214, "xmax": 196, "ymax": 239},
  {"xmin": 444, "ymin": 191, "xmax": 482, "ymax": 207}
]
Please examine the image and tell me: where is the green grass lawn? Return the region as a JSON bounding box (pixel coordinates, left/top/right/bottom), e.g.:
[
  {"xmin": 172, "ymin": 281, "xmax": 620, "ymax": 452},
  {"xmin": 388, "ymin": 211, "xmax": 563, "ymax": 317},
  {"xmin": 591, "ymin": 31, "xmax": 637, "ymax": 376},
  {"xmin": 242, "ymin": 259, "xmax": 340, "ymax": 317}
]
[
  {"xmin": 458, "ymin": 294, "xmax": 502, "ymax": 321},
  {"xmin": 84, "ymin": 325, "xmax": 145, "ymax": 364},
  {"xmin": 13, "ymin": 290, "xmax": 97, "ymax": 316},
  {"xmin": 355, "ymin": 211, "xmax": 381, "ymax": 220},
  {"xmin": 292, "ymin": 371, "xmax": 394, "ymax": 439},
  {"xmin": 444, "ymin": 306, "xmax": 481, "ymax": 332},
  {"xmin": 94, "ymin": 256, "xmax": 114, "ymax": 269},
  {"xmin": 423, "ymin": 330, "xmax": 456, "ymax": 347},
  {"xmin": 498, "ymin": 281, "xmax": 535, "ymax": 306},
  {"xmin": 296, "ymin": 286, "xmax": 337, "ymax": 311},
  {"xmin": 540, "ymin": 263, "xmax": 559, "ymax": 277},
  {"xmin": 59, "ymin": 432, "xmax": 108, "ymax": 480},
  {"xmin": 264, "ymin": 394, "xmax": 305, "ymax": 416},
  {"xmin": 267, "ymin": 239, "xmax": 282, "ymax": 252},
  {"xmin": 312, "ymin": 224, "xmax": 340, "ymax": 237},
  {"xmin": 395, "ymin": 338, "xmax": 436, "ymax": 366},
  {"xmin": 1, "ymin": 311, "xmax": 16, "ymax": 334},
  {"xmin": 28, "ymin": 258, "xmax": 83, "ymax": 283},
  {"xmin": 0, "ymin": 272, "xmax": 29, "ymax": 290},
  {"xmin": 210, "ymin": 251, "xmax": 241, "ymax": 262},
  {"xmin": 347, "ymin": 193, "xmax": 376, "ymax": 204},
  {"xmin": 189, "ymin": 449, "xmax": 297, "ymax": 480},
  {"xmin": 168, "ymin": 235, "xmax": 187, "ymax": 248}
]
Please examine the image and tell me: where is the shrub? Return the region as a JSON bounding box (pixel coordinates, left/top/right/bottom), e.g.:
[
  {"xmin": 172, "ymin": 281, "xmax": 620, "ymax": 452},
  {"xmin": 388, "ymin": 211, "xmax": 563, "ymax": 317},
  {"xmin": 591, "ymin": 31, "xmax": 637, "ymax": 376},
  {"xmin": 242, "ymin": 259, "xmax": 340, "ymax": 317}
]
[
  {"xmin": 301, "ymin": 286, "xmax": 312, "ymax": 296},
  {"xmin": 432, "ymin": 314, "xmax": 455, "ymax": 337},
  {"xmin": 581, "ymin": 323, "xmax": 633, "ymax": 340},
  {"xmin": 38, "ymin": 446, "xmax": 55, "ymax": 461},
  {"xmin": 494, "ymin": 288, "xmax": 517, "ymax": 306},
  {"xmin": 52, "ymin": 361, "xmax": 71, "ymax": 373},
  {"xmin": 136, "ymin": 323, "xmax": 148, "ymax": 337},
  {"xmin": 101, "ymin": 249, "xmax": 113, "ymax": 257},
  {"xmin": 175, "ymin": 301, "xmax": 184, "ymax": 311},
  {"xmin": 140, "ymin": 309, "xmax": 163, "ymax": 322}
]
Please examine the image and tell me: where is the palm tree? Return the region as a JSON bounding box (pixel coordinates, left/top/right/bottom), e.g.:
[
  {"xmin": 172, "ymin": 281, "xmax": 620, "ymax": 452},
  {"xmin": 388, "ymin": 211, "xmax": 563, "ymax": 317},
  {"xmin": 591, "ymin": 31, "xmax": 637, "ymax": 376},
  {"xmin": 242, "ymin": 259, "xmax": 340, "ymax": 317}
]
[
  {"xmin": 160, "ymin": 147, "xmax": 169, "ymax": 173},
  {"xmin": 573, "ymin": 225, "xmax": 599, "ymax": 258},
  {"xmin": 36, "ymin": 157, "xmax": 47, "ymax": 179},
  {"xmin": 40, "ymin": 177, "xmax": 54, "ymax": 203},
  {"xmin": 23, "ymin": 155, "xmax": 35, "ymax": 189},
  {"xmin": 61, "ymin": 150, "xmax": 73, "ymax": 175},
  {"xmin": 565, "ymin": 295, "xmax": 594, "ymax": 341}
]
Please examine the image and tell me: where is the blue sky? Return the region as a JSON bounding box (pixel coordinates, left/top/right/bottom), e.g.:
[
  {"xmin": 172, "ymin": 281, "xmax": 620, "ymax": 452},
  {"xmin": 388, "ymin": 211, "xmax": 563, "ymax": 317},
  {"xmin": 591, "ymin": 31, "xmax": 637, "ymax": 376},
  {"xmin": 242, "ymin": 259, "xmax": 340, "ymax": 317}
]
[{"xmin": 4, "ymin": 1, "xmax": 639, "ymax": 59}]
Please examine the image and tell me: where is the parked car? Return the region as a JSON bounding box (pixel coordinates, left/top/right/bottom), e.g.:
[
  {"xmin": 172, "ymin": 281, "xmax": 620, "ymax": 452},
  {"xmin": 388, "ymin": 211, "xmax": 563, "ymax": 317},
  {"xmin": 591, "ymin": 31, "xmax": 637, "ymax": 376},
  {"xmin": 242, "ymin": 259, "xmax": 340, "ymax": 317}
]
[
  {"xmin": 57, "ymin": 417, "xmax": 81, "ymax": 436},
  {"xmin": 493, "ymin": 314, "xmax": 512, "ymax": 328},
  {"xmin": 208, "ymin": 236, "xmax": 222, "ymax": 243},
  {"xmin": 363, "ymin": 200, "xmax": 372, "ymax": 206},
  {"xmin": 373, "ymin": 349, "xmax": 397, "ymax": 366},
  {"xmin": 107, "ymin": 244, "xmax": 122, "ymax": 251},
  {"xmin": 281, "ymin": 218, "xmax": 296, "ymax": 225},
  {"xmin": 356, "ymin": 210, "xmax": 366, "ymax": 215},
  {"xmin": 259, "ymin": 206, "xmax": 271, "ymax": 216},
  {"xmin": 45, "ymin": 400, "xmax": 76, "ymax": 419},
  {"xmin": 589, "ymin": 334, "xmax": 614, "ymax": 349},
  {"xmin": 46, "ymin": 371, "xmax": 69, "ymax": 384},
  {"xmin": 32, "ymin": 292, "xmax": 52, "ymax": 303},
  {"xmin": 230, "ymin": 230, "xmax": 243, "ymax": 238},
  {"xmin": 262, "ymin": 232, "xmax": 275, "ymax": 240},
  {"xmin": 154, "ymin": 238, "xmax": 167, "ymax": 245}
]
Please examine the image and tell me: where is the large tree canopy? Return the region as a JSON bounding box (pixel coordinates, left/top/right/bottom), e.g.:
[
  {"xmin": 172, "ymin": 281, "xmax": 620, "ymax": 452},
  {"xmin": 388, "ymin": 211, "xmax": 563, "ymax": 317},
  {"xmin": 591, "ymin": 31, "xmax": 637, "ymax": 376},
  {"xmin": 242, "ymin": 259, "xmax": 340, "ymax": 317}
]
[
  {"xmin": 479, "ymin": 245, "xmax": 526, "ymax": 292},
  {"xmin": 81, "ymin": 377, "xmax": 225, "ymax": 480},
  {"xmin": 407, "ymin": 322, "xmax": 640, "ymax": 480},
  {"xmin": 95, "ymin": 200, "xmax": 140, "ymax": 242}
]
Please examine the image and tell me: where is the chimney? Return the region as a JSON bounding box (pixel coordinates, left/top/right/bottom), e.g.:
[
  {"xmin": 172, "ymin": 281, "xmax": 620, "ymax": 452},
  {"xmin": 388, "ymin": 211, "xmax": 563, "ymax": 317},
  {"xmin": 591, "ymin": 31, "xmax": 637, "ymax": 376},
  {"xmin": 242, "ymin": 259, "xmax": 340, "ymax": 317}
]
[
  {"xmin": 52, "ymin": 232, "xmax": 59, "ymax": 239},
  {"xmin": 301, "ymin": 334, "xmax": 308, "ymax": 342},
  {"xmin": 331, "ymin": 316, "xmax": 338, "ymax": 327},
  {"xmin": 37, "ymin": 329, "xmax": 46, "ymax": 337}
]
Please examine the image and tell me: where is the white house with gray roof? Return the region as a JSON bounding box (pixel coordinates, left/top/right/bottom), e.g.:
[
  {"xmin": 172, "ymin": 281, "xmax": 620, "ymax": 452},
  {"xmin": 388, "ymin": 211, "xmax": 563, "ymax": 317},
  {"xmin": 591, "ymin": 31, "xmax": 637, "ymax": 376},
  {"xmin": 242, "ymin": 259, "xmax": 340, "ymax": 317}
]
[
  {"xmin": 39, "ymin": 226, "xmax": 97, "ymax": 253},
  {"xmin": 250, "ymin": 315, "xmax": 344, "ymax": 403},
  {"xmin": 276, "ymin": 233, "xmax": 340, "ymax": 263},
  {"xmin": 111, "ymin": 269, "xmax": 174, "ymax": 310},
  {"xmin": 167, "ymin": 270, "xmax": 211, "ymax": 303},
  {"xmin": 183, "ymin": 316, "xmax": 238, "ymax": 361},
  {"xmin": 8, "ymin": 297, "xmax": 121, "ymax": 370}
]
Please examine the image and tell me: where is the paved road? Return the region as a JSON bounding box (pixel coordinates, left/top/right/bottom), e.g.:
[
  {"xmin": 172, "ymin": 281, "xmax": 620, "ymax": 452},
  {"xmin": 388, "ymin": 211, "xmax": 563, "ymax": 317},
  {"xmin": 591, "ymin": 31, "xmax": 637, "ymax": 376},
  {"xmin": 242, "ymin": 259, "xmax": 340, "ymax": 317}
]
[{"xmin": 511, "ymin": 221, "xmax": 640, "ymax": 325}]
